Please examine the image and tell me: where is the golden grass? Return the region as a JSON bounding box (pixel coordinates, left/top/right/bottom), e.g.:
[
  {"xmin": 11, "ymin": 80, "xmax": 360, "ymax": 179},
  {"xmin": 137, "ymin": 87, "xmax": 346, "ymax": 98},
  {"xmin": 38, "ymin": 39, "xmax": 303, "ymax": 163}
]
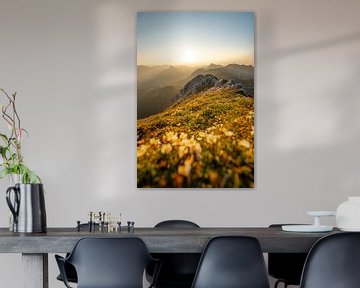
[{"xmin": 137, "ymin": 87, "xmax": 254, "ymax": 188}]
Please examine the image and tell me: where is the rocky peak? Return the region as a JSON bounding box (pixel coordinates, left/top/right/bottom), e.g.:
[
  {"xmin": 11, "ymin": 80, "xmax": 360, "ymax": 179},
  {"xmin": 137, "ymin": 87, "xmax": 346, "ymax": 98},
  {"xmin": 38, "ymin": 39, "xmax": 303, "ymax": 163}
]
[
  {"xmin": 172, "ymin": 74, "xmax": 248, "ymax": 103},
  {"xmin": 215, "ymin": 78, "xmax": 246, "ymax": 95},
  {"xmin": 180, "ymin": 74, "xmax": 218, "ymax": 98}
]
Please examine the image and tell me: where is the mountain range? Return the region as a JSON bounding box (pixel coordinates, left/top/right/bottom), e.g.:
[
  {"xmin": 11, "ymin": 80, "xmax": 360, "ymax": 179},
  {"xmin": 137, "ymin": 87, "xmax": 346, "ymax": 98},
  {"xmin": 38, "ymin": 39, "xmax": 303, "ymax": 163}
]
[{"xmin": 137, "ymin": 63, "xmax": 254, "ymax": 119}]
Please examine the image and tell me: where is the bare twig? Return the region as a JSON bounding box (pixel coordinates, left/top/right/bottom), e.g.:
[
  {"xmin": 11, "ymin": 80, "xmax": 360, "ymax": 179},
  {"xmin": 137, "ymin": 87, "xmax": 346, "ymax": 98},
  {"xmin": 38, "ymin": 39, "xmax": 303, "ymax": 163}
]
[{"xmin": 0, "ymin": 88, "xmax": 23, "ymax": 165}]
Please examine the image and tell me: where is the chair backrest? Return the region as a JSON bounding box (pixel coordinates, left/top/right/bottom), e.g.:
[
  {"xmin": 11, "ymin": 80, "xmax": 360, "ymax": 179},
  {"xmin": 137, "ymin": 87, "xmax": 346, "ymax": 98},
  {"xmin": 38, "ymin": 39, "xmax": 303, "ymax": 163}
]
[
  {"xmin": 150, "ymin": 220, "xmax": 201, "ymax": 286},
  {"xmin": 155, "ymin": 220, "xmax": 200, "ymax": 228},
  {"xmin": 300, "ymin": 232, "xmax": 360, "ymax": 288},
  {"xmin": 66, "ymin": 237, "xmax": 154, "ymax": 288},
  {"xmin": 268, "ymin": 224, "xmax": 308, "ymax": 285},
  {"xmin": 191, "ymin": 236, "xmax": 270, "ymax": 288}
]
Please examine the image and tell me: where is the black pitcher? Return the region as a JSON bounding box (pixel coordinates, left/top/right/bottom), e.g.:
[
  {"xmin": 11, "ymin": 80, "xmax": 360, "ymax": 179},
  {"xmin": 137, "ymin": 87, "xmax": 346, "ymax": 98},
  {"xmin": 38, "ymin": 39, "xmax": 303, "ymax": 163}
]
[{"xmin": 6, "ymin": 183, "xmax": 47, "ymax": 233}]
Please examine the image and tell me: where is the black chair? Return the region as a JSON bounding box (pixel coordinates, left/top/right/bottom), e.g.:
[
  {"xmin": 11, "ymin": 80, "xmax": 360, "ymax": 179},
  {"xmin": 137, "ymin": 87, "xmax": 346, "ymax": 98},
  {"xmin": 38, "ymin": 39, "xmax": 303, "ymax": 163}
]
[
  {"xmin": 147, "ymin": 220, "xmax": 201, "ymax": 288},
  {"xmin": 56, "ymin": 223, "xmax": 99, "ymax": 284},
  {"xmin": 55, "ymin": 237, "xmax": 160, "ymax": 288},
  {"xmin": 191, "ymin": 236, "xmax": 270, "ymax": 288},
  {"xmin": 56, "ymin": 262, "xmax": 77, "ymax": 284},
  {"xmin": 300, "ymin": 232, "xmax": 360, "ymax": 288},
  {"xmin": 268, "ymin": 224, "xmax": 308, "ymax": 288}
]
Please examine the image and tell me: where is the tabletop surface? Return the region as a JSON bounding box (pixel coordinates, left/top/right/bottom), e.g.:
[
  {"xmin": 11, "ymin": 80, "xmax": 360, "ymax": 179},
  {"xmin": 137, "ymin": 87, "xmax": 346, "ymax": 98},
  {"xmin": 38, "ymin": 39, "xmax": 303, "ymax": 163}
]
[{"xmin": 0, "ymin": 227, "xmax": 339, "ymax": 253}]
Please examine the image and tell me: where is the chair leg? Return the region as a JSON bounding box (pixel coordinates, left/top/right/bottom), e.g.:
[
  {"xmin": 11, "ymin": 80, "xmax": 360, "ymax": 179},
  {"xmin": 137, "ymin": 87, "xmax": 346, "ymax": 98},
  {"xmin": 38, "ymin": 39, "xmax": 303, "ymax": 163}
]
[{"xmin": 274, "ymin": 280, "xmax": 289, "ymax": 288}]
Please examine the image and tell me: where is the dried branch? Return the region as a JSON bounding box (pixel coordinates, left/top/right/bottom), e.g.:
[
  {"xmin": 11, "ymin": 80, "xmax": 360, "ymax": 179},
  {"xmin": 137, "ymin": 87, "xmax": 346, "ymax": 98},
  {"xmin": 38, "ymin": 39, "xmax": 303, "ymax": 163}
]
[{"xmin": 0, "ymin": 88, "xmax": 40, "ymax": 183}]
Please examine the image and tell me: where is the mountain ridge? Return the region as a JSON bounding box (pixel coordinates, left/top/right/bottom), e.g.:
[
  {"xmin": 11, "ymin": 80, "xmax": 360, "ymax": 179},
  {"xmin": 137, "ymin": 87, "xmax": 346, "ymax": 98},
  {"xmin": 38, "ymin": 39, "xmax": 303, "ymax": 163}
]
[
  {"xmin": 137, "ymin": 63, "xmax": 254, "ymax": 119},
  {"xmin": 172, "ymin": 74, "xmax": 248, "ymax": 103}
]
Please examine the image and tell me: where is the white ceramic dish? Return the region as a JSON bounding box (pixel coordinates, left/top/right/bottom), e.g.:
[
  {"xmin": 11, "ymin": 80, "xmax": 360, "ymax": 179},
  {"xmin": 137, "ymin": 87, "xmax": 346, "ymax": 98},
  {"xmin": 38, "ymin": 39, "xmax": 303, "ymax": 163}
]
[
  {"xmin": 282, "ymin": 225, "xmax": 333, "ymax": 233},
  {"xmin": 338, "ymin": 227, "xmax": 360, "ymax": 232},
  {"xmin": 307, "ymin": 211, "xmax": 336, "ymax": 217}
]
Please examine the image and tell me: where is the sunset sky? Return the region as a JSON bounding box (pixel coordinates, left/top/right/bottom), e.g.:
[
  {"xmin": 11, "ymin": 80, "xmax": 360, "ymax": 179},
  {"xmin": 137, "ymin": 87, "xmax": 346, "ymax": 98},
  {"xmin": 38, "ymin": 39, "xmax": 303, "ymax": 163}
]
[{"xmin": 137, "ymin": 12, "xmax": 254, "ymax": 66}]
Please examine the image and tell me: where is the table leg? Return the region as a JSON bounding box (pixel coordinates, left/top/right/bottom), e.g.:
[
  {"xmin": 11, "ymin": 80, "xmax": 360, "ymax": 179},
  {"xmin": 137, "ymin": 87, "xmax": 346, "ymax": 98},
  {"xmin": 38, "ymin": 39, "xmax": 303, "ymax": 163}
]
[{"xmin": 22, "ymin": 253, "xmax": 48, "ymax": 288}]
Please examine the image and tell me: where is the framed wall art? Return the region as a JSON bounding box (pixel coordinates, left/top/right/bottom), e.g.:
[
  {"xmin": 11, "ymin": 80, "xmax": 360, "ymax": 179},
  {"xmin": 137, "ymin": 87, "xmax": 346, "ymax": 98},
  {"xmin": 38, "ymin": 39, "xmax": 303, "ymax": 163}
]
[{"xmin": 137, "ymin": 12, "xmax": 254, "ymax": 188}]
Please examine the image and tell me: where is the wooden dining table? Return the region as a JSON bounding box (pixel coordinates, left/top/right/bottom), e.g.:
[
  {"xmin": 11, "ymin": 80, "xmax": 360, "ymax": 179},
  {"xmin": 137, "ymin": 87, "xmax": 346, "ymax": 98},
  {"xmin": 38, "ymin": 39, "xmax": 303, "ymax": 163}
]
[{"xmin": 0, "ymin": 226, "xmax": 339, "ymax": 288}]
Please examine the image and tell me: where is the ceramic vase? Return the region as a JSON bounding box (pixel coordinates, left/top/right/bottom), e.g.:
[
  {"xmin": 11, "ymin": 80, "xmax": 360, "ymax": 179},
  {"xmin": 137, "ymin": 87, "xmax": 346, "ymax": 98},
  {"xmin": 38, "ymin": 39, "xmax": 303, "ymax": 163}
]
[{"xmin": 336, "ymin": 196, "xmax": 360, "ymax": 231}]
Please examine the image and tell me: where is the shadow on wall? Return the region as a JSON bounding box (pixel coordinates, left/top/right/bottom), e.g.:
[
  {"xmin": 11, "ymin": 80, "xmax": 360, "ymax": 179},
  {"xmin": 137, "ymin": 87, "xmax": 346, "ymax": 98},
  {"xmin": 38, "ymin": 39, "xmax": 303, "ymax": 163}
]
[
  {"xmin": 87, "ymin": 1, "xmax": 137, "ymax": 201},
  {"xmin": 257, "ymin": 15, "xmax": 360, "ymax": 207},
  {"xmin": 262, "ymin": 31, "xmax": 360, "ymax": 62}
]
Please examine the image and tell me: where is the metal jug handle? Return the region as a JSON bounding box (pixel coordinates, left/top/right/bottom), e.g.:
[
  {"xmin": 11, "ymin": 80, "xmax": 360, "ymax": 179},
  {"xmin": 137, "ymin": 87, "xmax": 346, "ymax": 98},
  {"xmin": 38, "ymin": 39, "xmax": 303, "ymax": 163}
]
[{"xmin": 6, "ymin": 186, "xmax": 20, "ymax": 224}]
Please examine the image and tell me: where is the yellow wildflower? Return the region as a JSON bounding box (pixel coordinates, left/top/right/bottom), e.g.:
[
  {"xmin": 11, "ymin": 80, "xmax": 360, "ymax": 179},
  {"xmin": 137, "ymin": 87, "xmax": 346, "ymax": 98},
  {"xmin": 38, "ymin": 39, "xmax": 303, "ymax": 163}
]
[
  {"xmin": 178, "ymin": 156, "xmax": 193, "ymax": 177},
  {"xmin": 165, "ymin": 131, "xmax": 178, "ymax": 142},
  {"xmin": 179, "ymin": 132, "xmax": 188, "ymax": 140},
  {"xmin": 178, "ymin": 145, "xmax": 188, "ymax": 159},
  {"xmin": 180, "ymin": 138, "xmax": 191, "ymax": 146},
  {"xmin": 137, "ymin": 145, "xmax": 148, "ymax": 157},
  {"xmin": 193, "ymin": 143, "xmax": 202, "ymax": 160},
  {"xmin": 161, "ymin": 144, "xmax": 172, "ymax": 154},
  {"xmin": 185, "ymin": 156, "xmax": 193, "ymax": 165},
  {"xmin": 206, "ymin": 133, "xmax": 219, "ymax": 144},
  {"xmin": 149, "ymin": 138, "xmax": 160, "ymax": 145},
  {"xmin": 239, "ymin": 139, "xmax": 251, "ymax": 149}
]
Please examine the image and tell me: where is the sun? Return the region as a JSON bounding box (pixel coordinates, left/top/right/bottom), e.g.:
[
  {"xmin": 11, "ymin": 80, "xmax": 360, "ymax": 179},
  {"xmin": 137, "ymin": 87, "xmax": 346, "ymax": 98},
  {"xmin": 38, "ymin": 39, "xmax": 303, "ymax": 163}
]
[{"xmin": 178, "ymin": 47, "xmax": 197, "ymax": 64}]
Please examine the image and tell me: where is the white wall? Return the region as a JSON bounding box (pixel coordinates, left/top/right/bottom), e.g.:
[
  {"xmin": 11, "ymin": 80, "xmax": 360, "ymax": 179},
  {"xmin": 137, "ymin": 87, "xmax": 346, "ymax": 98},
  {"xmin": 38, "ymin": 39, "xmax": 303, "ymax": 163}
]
[{"xmin": 0, "ymin": 0, "xmax": 360, "ymax": 287}]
